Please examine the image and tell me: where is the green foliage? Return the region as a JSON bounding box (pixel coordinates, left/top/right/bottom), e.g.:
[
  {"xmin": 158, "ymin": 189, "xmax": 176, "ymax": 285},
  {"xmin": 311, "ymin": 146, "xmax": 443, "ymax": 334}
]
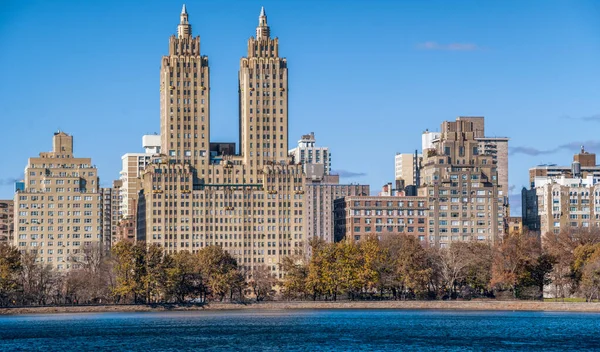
[
  {"xmin": 197, "ymin": 245, "xmax": 244, "ymax": 301},
  {"xmin": 280, "ymin": 255, "xmax": 308, "ymax": 300},
  {"xmin": 0, "ymin": 244, "xmax": 22, "ymax": 306}
]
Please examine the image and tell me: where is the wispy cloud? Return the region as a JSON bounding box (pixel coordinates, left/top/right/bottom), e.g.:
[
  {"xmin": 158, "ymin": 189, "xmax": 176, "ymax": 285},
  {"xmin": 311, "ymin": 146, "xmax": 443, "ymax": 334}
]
[
  {"xmin": 509, "ymin": 146, "xmax": 557, "ymax": 156},
  {"xmin": 560, "ymin": 114, "xmax": 600, "ymax": 123},
  {"xmin": 509, "ymin": 140, "xmax": 600, "ymax": 156},
  {"xmin": 417, "ymin": 41, "xmax": 479, "ymax": 51},
  {"xmin": 332, "ymin": 169, "xmax": 367, "ymax": 178},
  {"xmin": 559, "ymin": 140, "xmax": 600, "ymax": 151},
  {"xmin": 0, "ymin": 177, "xmax": 20, "ymax": 186}
]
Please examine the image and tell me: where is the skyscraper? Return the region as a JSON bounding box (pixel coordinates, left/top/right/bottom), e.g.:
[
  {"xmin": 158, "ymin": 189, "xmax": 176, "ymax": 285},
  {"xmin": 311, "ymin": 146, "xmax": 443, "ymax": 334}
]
[
  {"xmin": 13, "ymin": 132, "xmax": 102, "ymax": 270},
  {"xmin": 140, "ymin": 7, "xmax": 304, "ymax": 278},
  {"xmin": 239, "ymin": 7, "xmax": 289, "ymax": 169},
  {"xmin": 160, "ymin": 4, "xmax": 211, "ymax": 177},
  {"xmin": 419, "ymin": 117, "xmax": 506, "ymax": 247}
]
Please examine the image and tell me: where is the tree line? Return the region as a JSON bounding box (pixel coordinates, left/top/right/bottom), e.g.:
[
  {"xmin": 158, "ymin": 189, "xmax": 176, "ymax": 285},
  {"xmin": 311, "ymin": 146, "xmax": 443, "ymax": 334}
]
[
  {"xmin": 280, "ymin": 228, "xmax": 600, "ymax": 301},
  {"xmin": 1, "ymin": 227, "xmax": 600, "ymax": 306},
  {"xmin": 0, "ymin": 242, "xmax": 249, "ymax": 306}
]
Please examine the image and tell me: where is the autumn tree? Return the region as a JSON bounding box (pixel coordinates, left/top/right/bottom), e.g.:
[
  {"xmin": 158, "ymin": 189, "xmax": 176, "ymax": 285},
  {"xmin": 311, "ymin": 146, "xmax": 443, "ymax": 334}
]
[
  {"xmin": 0, "ymin": 244, "xmax": 22, "ymax": 306},
  {"xmin": 279, "ymin": 255, "xmax": 308, "ymax": 300},
  {"xmin": 164, "ymin": 251, "xmax": 205, "ymax": 303},
  {"xmin": 197, "ymin": 245, "xmax": 243, "ymax": 301},
  {"xmin": 19, "ymin": 252, "xmax": 58, "ymax": 305},
  {"xmin": 462, "ymin": 242, "xmax": 493, "ymax": 298},
  {"xmin": 65, "ymin": 243, "xmax": 115, "ymax": 304},
  {"xmin": 358, "ymin": 236, "xmax": 387, "ymax": 296},
  {"xmin": 580, "ymin": 250, "xmax": 600, "ymax": 301},
  {"xmin": 544, "ymin": 227, "xmax": 600, "ymax": 298},
  {"xmin": 249, "ymin": 265, "xmax": 277, "ymax": 301},
  {"xmin": 433, "ymin": 242, "xmax": 473, "ymax": 299},
  {"xmin": 112, "ymin": 241, "xmax": 148, "ymax": 303},
  {"xmin": 491, "ymin": 230, "xmax": 543, "ymax": 298},
  {"xmin": 382, "ymin": 235, "xmax": 431, "ymax": 299}
]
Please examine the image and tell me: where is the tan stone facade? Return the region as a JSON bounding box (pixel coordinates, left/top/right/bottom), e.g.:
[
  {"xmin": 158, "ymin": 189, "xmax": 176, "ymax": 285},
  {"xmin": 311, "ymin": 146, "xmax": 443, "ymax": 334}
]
[
  {"xmin": 160, "ymin": 5, "xmax": 211, "ymax": 176},
  {"xmin": 239, "ymin": 7, "xmax": 288, "ymax": 168},
  {"xmin": 419, "ymin": 117, "xmax": 506, "ymax": 247},
  {"xmin": 395, "ymin": 153, "xmax": 418, "ymax": 186},
  {"xmin": 523, "ymin": 150, "xmax": 600, "ymax": 236},
  {"xmin": 303, "ymin": 175, "xmax": 369, "ymax": 253},
  {"xmin": 13, "ymin": 132, "xmax": 102, "ymax": 270},
  {"xmin": 535, "ymin": 182, "xmax": 599, "ymax": 236},
  {"xmin": 506, "ymin": 216, "xmax": 523, "ymax": 235},
  {"xmin": 140, "ymin": 7, "xmax": 304, "ymax": 278},
  {"xmin": 119, "ymin": 153, "xmax": 152, "ymax": 218},
  {"xmin": 0, "ymin": 200, "xmax": 14, "ymax": 244},
  {"xmin": 334, "ymin": 195, "xmax": 428, "ymax": 246}
]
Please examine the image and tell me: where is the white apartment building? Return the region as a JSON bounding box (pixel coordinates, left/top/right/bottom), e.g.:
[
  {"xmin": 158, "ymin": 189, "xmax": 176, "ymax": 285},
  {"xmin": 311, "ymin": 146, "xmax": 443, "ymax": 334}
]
[
  {"xmin": 119, "ymin": 135, "xmax": 161, "ymax": 218},
  {"xmin": 289, "ymin": 132, "xmax": 331, "ymax": 175}
]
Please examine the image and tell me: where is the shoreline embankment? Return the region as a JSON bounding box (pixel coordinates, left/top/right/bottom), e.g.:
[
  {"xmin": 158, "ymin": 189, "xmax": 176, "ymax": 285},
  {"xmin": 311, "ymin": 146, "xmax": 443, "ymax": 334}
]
[{"xmin": 2, "ymin": 300, "xmax": 600, "ymax": 315}]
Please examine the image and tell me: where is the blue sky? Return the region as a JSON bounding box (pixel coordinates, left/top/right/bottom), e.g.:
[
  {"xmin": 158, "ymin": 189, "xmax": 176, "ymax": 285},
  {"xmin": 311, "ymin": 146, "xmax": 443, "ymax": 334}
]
[{"xmin": 1, "ymin": 0, "xmax": 599, "ymax": 215}]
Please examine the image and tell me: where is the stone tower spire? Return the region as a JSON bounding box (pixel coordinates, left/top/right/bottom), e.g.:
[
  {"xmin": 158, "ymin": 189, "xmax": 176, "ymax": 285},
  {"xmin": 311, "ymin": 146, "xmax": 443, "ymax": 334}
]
[
  {"xmin": 256, "ymin": 6, "xmax": 270, "ymax": 39},
  {"xmin": 240, "ymin": 7, "xmax": 287, "ymax": 168},
  {"xmin": 178, "ymin": 4, "xmax": 191, "ymax": 38}
]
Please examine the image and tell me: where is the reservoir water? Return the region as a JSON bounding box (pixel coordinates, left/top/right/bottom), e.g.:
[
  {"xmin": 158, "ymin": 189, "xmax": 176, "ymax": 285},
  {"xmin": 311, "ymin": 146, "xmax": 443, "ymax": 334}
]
[{"xmin": 0, "ymin": 309, "xmax": 599, "ymax": 351}]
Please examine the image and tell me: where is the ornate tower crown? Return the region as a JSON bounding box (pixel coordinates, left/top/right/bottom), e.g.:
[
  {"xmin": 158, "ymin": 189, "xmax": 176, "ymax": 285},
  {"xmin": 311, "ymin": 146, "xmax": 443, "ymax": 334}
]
[
  {"xmin": 256, "ymin": 6, "xmax": 270, "ymax": 39},
  {"xmin": 178, "ymin": 4, "xmax": 191, "ymax": 38}
]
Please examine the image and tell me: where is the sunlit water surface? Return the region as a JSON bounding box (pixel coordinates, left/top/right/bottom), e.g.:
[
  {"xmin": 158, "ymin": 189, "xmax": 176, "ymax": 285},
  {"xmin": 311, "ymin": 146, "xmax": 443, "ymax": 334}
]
[{"xmin": 0, "ymin": 309, "xmax": 599, "ymax": 351}]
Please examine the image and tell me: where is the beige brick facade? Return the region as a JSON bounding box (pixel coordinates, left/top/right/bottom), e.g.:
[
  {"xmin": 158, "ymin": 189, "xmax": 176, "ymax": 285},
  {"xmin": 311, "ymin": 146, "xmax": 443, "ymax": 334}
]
[
  {"xmin": 0, "ymin": 200, "xmax": 14, "ymax": 244},
  {"xmin": 303, "ymin": 175, "xmax": 369, "ymax": 253},
  {"xmin": 419, "ymin": 117, "xmax": 506, "ymax": 247},
  {"xmin": 13, "ymin": 132, "xmax": 102, "ymax": 270},
  {"xmin": 140, "ymin": 7, "xmax": 304, "ymax": 278}
]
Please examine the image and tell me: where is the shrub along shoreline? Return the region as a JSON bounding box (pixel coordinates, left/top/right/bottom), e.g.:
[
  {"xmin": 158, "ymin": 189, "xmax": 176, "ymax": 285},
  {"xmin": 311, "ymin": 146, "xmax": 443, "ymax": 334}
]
[{"xmin": 2, "ymin": 300, "xmax": 600, "ymax": 315}]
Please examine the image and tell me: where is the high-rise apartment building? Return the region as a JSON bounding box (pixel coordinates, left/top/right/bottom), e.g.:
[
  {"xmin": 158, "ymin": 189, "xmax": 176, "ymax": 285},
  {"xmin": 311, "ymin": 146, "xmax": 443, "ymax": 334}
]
[
  {"xmin": 421, "ymin": 118, "xmax": 509, "ymax": 198},
  {"xmin": 119, "ymin": 135, "xmax": 161, "ymax": 218},
  {"xmin": 101, "ymin": 180, "xmax": 122, "ymax": 247},
  {"xmin": 522, "ymin": 149, "xmax": 600, "ymax": 236},
  {"xmin": 526, "ymin": 147, "xmax": 600, "ymax": 187},
  {"xmin": 394, "ymin": 153, "xmax": 420, "ymax": 186},
  {"xmin": 239, "ymin": 6, "xmax": 289, "ymax": 169},
  {"xmin": 0, "ymin": 200, "xmax": 14, "ymax": 244},
  {"xmin": 289, "ymin": 132, "xmax": 331, "ymax": 175},
  {"xmin": 13, "ymin": 132, "xmax": 102, "ymax": 270},
  {"xmin": 303, "ymin": 174, "xmax": 369, "ymax": 254},
  {"xmin": 139, "ymin": 7, "xmax": 304, "ymax": 278},
  {"xmin": 101, "ymin": 187, "xmax": 113, "ymax": 248},
  {"xmin": 419, "ymin": 117, "xmax": 506, "ymax": 247},
  {"xmin": 160, "ymin": 4, "xmax": 211, "ymax": 177},
  {"xmin": 476, "ymin": 137, "xmax": 509, "ymax": 199}
]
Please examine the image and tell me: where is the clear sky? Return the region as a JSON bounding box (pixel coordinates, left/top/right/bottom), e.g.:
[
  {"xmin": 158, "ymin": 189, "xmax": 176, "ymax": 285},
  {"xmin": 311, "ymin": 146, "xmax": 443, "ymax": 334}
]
[{"xmin": 1, "ymin": 0, "xmax": 599, "ymax": 215}]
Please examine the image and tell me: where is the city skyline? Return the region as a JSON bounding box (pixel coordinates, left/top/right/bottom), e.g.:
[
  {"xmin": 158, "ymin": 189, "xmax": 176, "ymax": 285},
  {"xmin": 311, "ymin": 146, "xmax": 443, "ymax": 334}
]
[{"xmin": 2, "ymin": 1, "xmax": 600, "ymax": 216}]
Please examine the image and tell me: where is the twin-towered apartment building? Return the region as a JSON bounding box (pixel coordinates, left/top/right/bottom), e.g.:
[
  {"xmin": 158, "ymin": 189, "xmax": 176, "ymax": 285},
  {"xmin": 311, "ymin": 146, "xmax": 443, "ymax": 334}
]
[{"xmin": 13, "ymin": 5, "xmax": 582, "ymax": 273}]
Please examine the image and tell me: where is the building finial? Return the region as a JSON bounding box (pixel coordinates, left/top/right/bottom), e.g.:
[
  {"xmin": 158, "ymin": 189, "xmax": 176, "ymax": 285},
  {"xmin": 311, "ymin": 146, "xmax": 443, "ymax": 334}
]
[
  {"xmin": 178, "ymin": 4, "xmax": 191, "ymax": 38},
  {"xmin": 256, "ymin": 6, "xmax": 270, "ymax": 39}
]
